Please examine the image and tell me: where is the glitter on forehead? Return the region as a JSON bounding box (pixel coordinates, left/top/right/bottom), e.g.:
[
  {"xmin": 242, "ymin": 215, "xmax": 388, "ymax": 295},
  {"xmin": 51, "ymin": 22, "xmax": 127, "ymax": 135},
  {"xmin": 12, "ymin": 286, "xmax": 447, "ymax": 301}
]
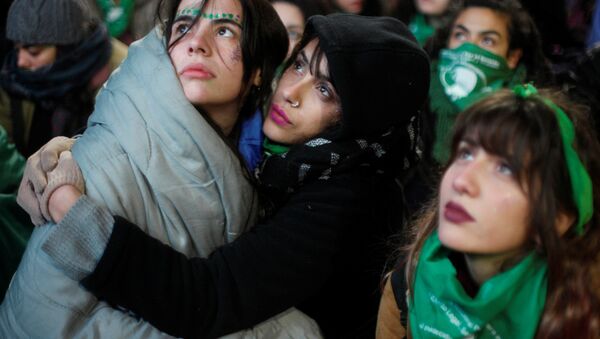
[{"xmin": 176, "ymin": 8, "xmax": 241, "ymax": 23}]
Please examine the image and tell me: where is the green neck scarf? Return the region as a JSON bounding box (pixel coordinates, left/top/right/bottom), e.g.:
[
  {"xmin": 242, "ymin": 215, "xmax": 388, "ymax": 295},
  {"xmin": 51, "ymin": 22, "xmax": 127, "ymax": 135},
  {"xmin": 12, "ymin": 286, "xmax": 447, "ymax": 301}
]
[
  {"xmin": 263, "ymin": 138, "xmax": 289, "ymax": 157},
  {"xmin": 409, "ymin": 14, "xmax": 435, "ymax": 46},
  {"xmin": 409, "ymin": 232, "xmax": 548, "ymax": 339},
  {"xmin": 97, "ymin": 0, "xmax": 135, "ymax": 38},
  {"xmin": 430, "ymin": 43, "xmax": 526, "ymax": 164}
]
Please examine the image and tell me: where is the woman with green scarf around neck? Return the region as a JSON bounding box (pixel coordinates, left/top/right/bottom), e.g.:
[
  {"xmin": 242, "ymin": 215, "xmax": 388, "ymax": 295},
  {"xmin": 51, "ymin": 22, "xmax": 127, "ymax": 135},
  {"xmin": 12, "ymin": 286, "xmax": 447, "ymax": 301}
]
[
  {"xmin": 424, "ymin": 0, "xmax": 552, "ymax": 165},
  {"xmin": 377, "ymin": 86, "xmax": 600, "ymax": 338}
]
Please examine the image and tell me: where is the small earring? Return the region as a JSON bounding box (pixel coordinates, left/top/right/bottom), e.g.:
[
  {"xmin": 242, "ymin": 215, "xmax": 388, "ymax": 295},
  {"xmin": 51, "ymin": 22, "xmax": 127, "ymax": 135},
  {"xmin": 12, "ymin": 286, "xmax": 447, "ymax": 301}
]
[{"xmin": 290, "ymin": 101, "xmax": 300, "ymax": 108}]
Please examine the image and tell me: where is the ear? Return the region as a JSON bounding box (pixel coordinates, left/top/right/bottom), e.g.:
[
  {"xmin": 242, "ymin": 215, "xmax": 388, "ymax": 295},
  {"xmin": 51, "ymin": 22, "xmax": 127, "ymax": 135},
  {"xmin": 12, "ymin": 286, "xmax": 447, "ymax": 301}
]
[
  {"xmin": 506, "ymin": 48, "xmax": 523, "ymax": 69},
  {"xmin": 252, "ymin": 69, "xmax": 262, "ymax": 87},
  {"xmin": 555, "ymin": 212, "xmax": 576, "ymax": 237}
]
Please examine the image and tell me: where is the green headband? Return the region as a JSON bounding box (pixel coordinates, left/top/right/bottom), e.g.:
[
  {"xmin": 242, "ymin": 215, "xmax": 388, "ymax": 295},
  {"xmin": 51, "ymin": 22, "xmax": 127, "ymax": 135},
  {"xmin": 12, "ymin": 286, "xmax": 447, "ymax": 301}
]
[{"xmin": 513, "ymin": 84, "xmax": 593, "ymax": 235}]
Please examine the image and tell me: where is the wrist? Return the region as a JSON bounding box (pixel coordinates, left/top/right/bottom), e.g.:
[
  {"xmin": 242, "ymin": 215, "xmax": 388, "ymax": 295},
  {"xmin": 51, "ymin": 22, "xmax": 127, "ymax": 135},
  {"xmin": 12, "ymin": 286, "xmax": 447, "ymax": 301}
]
[{"xmin": 49, "ymin": 185, "xmax": 82, "ymax": 223}]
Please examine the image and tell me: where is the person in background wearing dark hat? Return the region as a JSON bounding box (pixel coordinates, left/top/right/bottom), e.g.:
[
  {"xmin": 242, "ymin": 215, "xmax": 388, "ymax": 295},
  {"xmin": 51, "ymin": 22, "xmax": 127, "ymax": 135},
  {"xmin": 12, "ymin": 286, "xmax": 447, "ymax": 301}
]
[
  {"xmin": 0, "ymin": 0, "xmax": 127, "ymax": 157},
  {"xmin": 15, "ymin": 13, "xmax": 430, "ymax": 338}
]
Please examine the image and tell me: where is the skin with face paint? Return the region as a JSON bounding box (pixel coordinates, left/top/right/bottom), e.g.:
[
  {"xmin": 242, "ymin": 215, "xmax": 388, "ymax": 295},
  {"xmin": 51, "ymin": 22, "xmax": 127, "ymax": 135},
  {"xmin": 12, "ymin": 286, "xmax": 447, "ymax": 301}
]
[
  {"xmin": 415, "ymin": 0, "xmax": 450, "ymax": 16},
  {"xmin": 263, "ymin": 39, "xmax": 341, "ymax": 145},
  {"xmin": 448, "ymin": 7, "xmax": 522, "ymax": 69},
  {"xmin": 169, "ymin": 0, "xmax": 246, "ymax": 135},
  {"xmin": 333, "ymin": 0, "xmax": 363, "ymax": 14},
  {"xmin": 16, "ymin": 44, "xmax": 57, "ymax": 71},
  {"xmin": 438, "ymin": 140, "xmax": 530, "ymax": 282},
  {"xmin": 272, "ymin": 1, "xmax": 305, "ymax": 58}
]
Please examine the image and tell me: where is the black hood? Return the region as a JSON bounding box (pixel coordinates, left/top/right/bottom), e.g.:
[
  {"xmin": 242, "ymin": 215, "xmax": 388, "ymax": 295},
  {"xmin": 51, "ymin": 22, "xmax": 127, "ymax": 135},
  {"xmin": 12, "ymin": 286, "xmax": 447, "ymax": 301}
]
[{"xmin": 304, "ymin": 14, "xmax": 430, "ymax": 138}]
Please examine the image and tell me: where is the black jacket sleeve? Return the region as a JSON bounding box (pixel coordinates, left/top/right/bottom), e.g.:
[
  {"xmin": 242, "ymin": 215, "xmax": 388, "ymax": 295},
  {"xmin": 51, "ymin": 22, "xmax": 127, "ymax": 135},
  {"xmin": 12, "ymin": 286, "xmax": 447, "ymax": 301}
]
[{"xmin": 82, "ymin": 174, "xmax": 366, "ymax": 338}]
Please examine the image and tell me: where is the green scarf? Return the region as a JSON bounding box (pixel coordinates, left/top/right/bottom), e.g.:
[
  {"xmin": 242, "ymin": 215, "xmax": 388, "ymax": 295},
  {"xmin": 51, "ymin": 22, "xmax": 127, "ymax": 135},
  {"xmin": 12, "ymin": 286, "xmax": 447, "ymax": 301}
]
[
  {"xmin": 409, "ymin": 232, "xmax": 547, "ymax": 339},
  {"xmin": 430, "ymin": 43, "xmax": 526, "ymax": 164},
  {"xmin": 409, "ymin": 14, "xmax": 435, "ymax": 46},
  {"xmin": 97, "ymin": 0, "xmax": 135, "ymax": 38},
  {"xmin": 263, "ymin": 138, "xmax": 289, "ymax": 157}
]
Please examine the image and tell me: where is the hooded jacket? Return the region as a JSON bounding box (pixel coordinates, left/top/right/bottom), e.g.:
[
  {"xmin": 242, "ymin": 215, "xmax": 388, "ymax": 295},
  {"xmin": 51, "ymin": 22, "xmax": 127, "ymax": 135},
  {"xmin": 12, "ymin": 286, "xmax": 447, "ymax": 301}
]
[{"xmin": 0, "ymin": 28, "xmax": 270, "ymax": 338}]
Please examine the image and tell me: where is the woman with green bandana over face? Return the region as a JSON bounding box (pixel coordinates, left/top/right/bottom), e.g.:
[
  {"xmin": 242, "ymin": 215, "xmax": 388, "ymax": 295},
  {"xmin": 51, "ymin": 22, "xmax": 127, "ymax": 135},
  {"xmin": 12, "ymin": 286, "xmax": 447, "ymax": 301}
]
[
  {"xmin": 423, "ymin": 0, "xmax": 553, "ymax": 165},
  {"xmin": 377, "ymin": 85, "xmax": 600, "ymax": 338},
  {"xmin": 0, "ymin": 0, "xmax": 300, "ymax": 337}
]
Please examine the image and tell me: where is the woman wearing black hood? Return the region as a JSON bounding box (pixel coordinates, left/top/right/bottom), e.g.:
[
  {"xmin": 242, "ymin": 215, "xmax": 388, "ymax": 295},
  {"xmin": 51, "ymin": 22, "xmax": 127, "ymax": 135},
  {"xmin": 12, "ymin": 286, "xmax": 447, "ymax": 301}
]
[{"xmin": 18, "ymin": 14, "xmax": 430, "ymax": 338}]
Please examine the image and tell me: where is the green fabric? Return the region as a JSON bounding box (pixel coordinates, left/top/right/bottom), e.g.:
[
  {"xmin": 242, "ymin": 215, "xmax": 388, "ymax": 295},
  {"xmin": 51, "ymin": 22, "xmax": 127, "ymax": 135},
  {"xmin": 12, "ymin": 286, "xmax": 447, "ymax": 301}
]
[
  {"xmin": 513, "ymin": 84, "xmax": 593, "ymax": 234},
  {"xmin": 430, "ymin": 43, "xmax": 527, "ymax": 164},
  {"xmin": 409, "ymin": 232, "xmax": 547, "ymax": 338},
  {"xmin": 437, "ymin": 43, "xmax": 515, "ymax": 111},
  {"xmin": 97, "ymin": 0, "xmax": 135, "ymax": 38},
  {"xmin": 409, "ymin": 14, "xmax": 435, "ymax": 46},
  {"xmin": 0, "ymin": 126, "xmax": 32, "ymax": 301},
  {"xmin": 263, "ymin": 138, "xmax": 289, "ymax": 156}
]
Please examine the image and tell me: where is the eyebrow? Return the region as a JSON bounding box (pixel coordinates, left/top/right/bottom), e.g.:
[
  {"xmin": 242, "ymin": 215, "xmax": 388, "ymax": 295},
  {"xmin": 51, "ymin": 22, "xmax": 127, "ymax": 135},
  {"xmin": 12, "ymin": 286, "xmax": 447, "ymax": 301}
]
[
  {"xmin": 173, "ymin": 15, "xmax": 243, "ymax": 31},
  {"xmin": 460, "ymin": 136, "xmax": 478, "ymax": 146},
  {"xmin": 455, "ymin": 24, "xmax": 502, "ymax": 38},
  {"xmin": 211, "ymin": 18, "xmax": 243, "ymax": 29}
]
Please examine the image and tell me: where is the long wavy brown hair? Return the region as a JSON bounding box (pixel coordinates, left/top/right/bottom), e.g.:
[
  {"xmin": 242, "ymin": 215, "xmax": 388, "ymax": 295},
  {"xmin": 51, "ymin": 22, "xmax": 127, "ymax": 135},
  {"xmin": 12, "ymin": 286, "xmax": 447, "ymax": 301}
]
[{"xmin": 401, "ymin": 88, "xmax": 600, "ymax": 337}]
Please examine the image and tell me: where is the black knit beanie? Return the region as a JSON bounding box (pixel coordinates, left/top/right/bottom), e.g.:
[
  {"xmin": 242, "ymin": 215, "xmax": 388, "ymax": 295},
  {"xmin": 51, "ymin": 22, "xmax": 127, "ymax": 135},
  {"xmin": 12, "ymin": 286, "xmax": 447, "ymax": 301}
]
[
  {"xmin": 6, "ymin": 0, "xmax": 98, "ymax": 45},
  {"xmin": 304, "ymin": 14, "xmax": 430, "ymax": 138}
]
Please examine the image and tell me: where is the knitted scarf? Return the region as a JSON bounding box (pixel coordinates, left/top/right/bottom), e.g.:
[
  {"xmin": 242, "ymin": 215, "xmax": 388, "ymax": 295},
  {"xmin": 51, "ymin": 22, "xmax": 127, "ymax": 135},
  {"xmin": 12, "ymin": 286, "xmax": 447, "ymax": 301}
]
[{"xmin": 256, "ymin": 117, "xmax": 420, "ymax": 202}]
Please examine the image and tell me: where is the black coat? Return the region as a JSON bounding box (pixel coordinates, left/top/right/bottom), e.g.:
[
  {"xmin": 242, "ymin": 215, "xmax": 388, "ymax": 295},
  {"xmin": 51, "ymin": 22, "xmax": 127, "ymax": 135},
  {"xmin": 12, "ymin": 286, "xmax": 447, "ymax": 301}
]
[{"xmin": 82, "ymin": 167, "xmax": 405, "ymax": 339}]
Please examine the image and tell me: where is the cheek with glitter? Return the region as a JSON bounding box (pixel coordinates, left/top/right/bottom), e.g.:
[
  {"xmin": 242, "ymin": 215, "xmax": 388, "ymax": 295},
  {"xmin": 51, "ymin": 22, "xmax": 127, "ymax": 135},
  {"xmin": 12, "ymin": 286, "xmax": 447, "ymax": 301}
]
[{"xmin": 231, "ymin": 45, "xmax": 242, "ymax": 63}]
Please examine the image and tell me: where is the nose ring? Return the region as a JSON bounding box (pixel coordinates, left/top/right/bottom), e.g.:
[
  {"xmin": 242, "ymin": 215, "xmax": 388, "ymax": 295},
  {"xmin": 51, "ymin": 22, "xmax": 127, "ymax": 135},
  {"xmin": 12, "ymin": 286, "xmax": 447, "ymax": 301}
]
[{"xmin": 290, "ymin": 101, "xmax": 300, "ymax": 108}]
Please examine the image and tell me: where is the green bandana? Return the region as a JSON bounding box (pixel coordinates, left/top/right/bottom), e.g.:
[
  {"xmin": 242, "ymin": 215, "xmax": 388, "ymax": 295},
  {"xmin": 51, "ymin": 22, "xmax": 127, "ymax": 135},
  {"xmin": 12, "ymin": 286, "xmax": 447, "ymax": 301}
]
[
  {"xmin": 409, "ymin": 232, "xmax": 547, "ymax": 338},
  {"xmin": 409, "ymin": 14, "xmax": 435, "ymax": 46},
  {"xmin": 513, "ymin": 84, "xmax": 593, "ymax": 235},
  {"xmin": 263, "ymin": 138, "xmax": 289, "ymax": 157},
  {"xmin": 430, "ymin": 44, "xmax": 526, "ymax": 163},
  {"xmin": 97, "ymin": 0, "xmax": 135, "ymax": 38},
  {"xmin": 438, "ymin": 43, "xmax": 515, "ymax": 111}
]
